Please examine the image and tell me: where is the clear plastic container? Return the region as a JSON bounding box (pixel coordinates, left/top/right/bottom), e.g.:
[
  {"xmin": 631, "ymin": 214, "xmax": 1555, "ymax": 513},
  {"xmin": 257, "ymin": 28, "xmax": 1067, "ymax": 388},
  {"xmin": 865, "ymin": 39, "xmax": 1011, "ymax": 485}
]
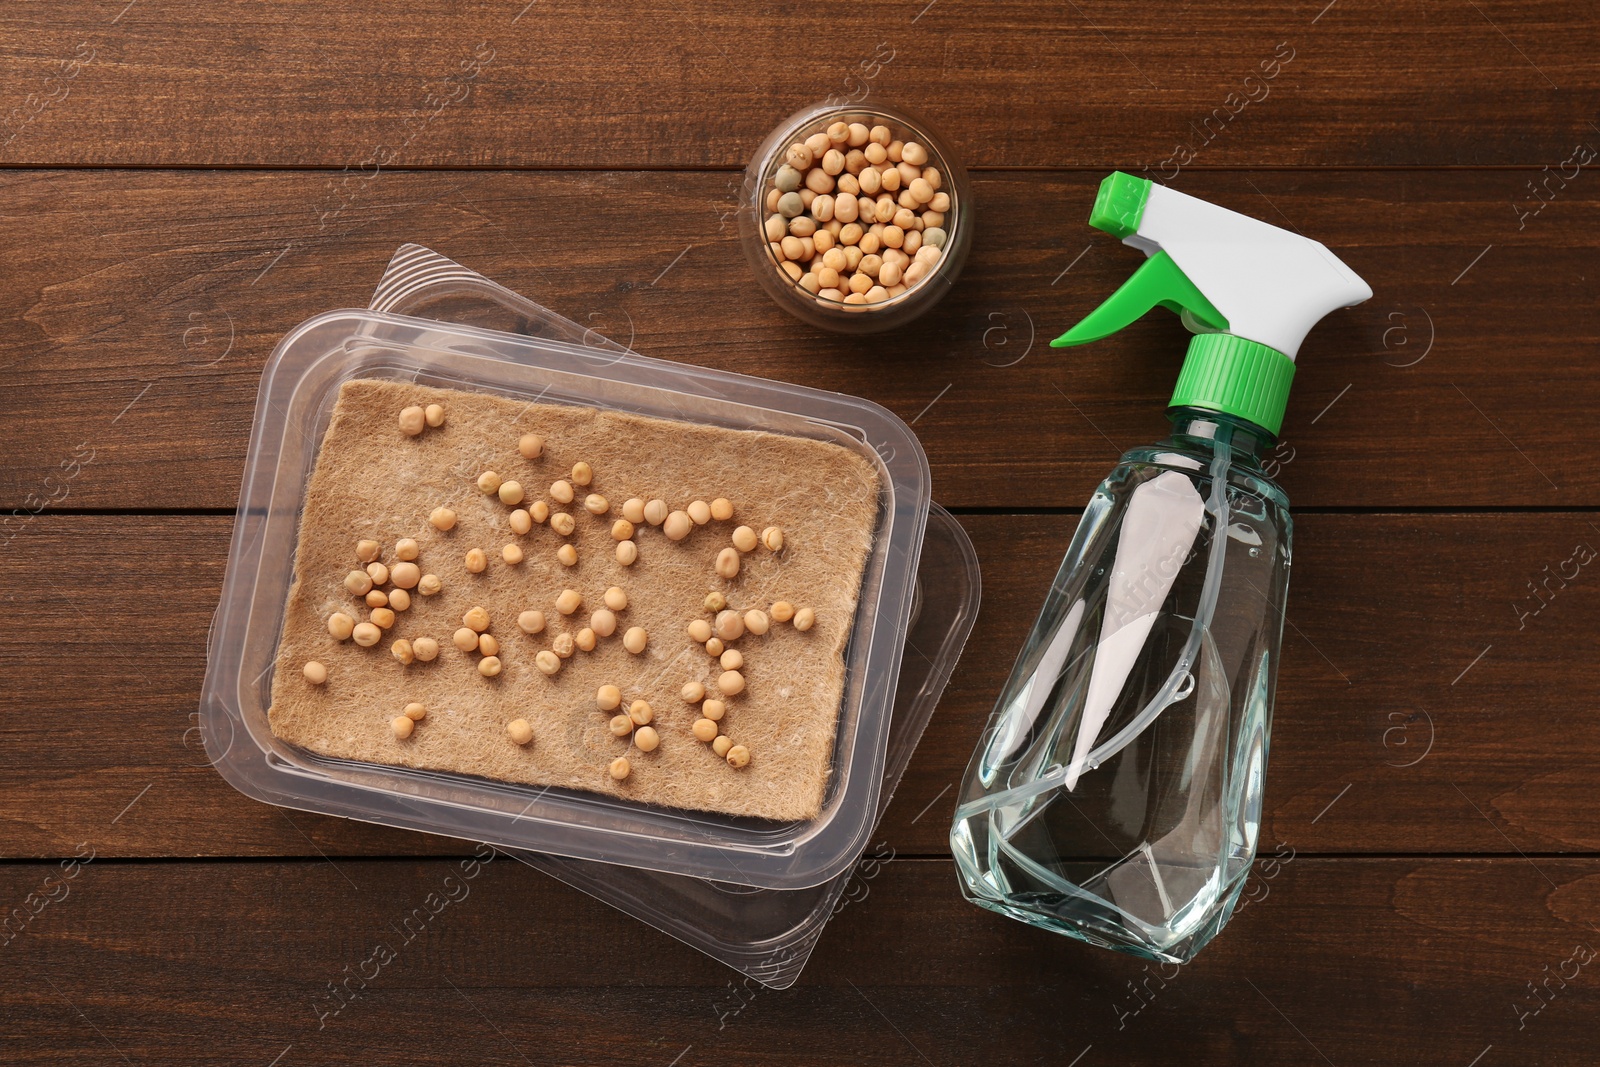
[
  {"xmin": 367, "ymin": 247, "xmax": 979, "ymax": 987},
  {"xmin": 738, "ymin": 101, "xmax": 971, "ymax": 333},
  {"xmin": 200, "ymin": 250, "xmax": 935, "ymax": 890}
]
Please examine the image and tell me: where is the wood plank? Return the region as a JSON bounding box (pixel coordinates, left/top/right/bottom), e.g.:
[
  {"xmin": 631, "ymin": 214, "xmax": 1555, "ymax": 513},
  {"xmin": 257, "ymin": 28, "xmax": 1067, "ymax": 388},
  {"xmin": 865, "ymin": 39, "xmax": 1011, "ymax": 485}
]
[
  {"xmin": 1, "ymin": 856, "xmax": 1596, "ymax": 1064},
  {"xmin": 2, "ymin": 169, "xmax": 1597, "ymax": 511},
  {"xmin": 0, "ymin": 1, "xmax": 1595, "ymax": 168},
  {"xmin": 4, "ymin": 513, "xmax": 1597, "ymax": 859}
]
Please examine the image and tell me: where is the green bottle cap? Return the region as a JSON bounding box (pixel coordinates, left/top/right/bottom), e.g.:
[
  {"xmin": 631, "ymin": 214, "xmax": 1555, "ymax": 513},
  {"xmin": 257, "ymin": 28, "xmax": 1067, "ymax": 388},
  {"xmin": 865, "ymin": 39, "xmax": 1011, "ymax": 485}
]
[{"xmin": 1170, "ymin": 334, "xmax": 1296, "ymax": 436}]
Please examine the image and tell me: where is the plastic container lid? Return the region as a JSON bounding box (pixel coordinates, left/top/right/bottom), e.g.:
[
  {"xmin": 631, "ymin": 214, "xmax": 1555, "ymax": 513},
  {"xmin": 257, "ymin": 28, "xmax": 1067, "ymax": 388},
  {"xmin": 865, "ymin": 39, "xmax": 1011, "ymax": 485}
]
[
  {"xmin": 200, "ymin": 249, "xmax": 934, "ymax": 890},
  {"xmin": 363, "ymin": 247, "xmax": 980, "ymax": 987}
]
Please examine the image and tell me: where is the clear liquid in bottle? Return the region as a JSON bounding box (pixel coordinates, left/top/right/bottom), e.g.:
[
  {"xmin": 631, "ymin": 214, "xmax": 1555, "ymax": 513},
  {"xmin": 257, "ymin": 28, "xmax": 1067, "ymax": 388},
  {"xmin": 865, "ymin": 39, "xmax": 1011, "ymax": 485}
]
[{"xmin": 951, "ymin": 412, "xmax": 1291, "ymax": 962}]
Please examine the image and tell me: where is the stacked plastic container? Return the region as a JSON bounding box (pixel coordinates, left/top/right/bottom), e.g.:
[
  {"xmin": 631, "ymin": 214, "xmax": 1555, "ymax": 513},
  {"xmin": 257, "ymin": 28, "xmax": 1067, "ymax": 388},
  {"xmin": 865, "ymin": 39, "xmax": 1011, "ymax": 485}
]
[{"xmin": 200, "ymin": 246, "xmax": 979, "ymax": 987}]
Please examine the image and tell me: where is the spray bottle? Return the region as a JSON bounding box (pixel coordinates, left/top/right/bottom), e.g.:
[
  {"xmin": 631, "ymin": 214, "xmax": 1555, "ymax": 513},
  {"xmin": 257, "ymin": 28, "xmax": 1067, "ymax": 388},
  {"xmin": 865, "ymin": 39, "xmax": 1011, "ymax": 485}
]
[{"xmin": 950, "ymin": 172, "xmax": 1371, "ymax": 962}]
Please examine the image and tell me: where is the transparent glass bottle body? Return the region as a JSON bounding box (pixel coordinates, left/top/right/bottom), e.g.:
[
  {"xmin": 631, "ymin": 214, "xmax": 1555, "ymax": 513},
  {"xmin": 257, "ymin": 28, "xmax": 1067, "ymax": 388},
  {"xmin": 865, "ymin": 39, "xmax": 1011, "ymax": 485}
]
[{"xmin": 951, "ymin": 411, "xmax": 1291, "ymax": 963}]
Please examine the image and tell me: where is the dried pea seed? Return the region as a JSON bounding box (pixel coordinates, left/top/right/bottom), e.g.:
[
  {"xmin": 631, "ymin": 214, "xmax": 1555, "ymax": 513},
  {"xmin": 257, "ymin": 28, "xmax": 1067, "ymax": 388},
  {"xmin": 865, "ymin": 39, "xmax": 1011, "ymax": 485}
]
[
  {"xmin": 398, "ymin": 406, "xmax": 426, "ymax": 436},
  {"xmin": 477, "ymin": 470, "xmax": 502, "ymax": 495},
  {"xmin": 774, "ymin": 164, "xmax": 802, "ymax": 193},
  {"xmin": 352, "ymin": 622, "xmax": 382, "ymax": 647},
  {"xmin": 609, "ymin": 713, "xmax": 633, "ymax": 737},
  {"xmin": 760, "ymin": 526, "xmax": 784, "ymax": 551},
  {"xmin": 584, "ymin": 493, "xmax": 609, "ymax": 515},
  {"xmin": 465, "ymin": 548, "xmax": 488, "ymax": 573},
  {"xmin": 714, "ymin": 610, "xmax": 745, "ymax": 642},
  {"xmin": 556, "ymin": 544, "xmax": 578, "ymax": 567},
  {"xmin": 590, "ymin": 608, "xmax": 617, "ymax": 637},
  {"xmin": 705, "ymin": 638, "xmax": 724, "ymax": 657},
  {"xmin": 550, "ymin": 512, "xmax": 576, "ymax": 537},
  {"xmin": 623, "ymin": 627, "xmax": 648, "ymax": 654},
  {"xmin": 329, "ymin": 612, "xmax": 355, "ymax": 640},
  {"xmin": 356, "ymin": 539, "xmax": 381, "ymax": 563},
  {"xmin": 518, "ymin": 610, "xmax": 547, "ymax": 634},
  {"xmin": 478, "ymin": 634, "xmax": 500, "ymax": 658},
  {"xmin": 529, "ymin": 500, "xmax": 550, "ymax": 524},
  {"xmin": 571, "ymin": 462, "xmax": 593, "ymax": 486},
  {"xmin": 770, "ymin": 601, "xmax": 796, "ymax": 623},
  {"xmin": 628, "ymin": 699, "xmax": 653, "ymax": 726},
  {"xmin": 510, "ymin": 509, "xmax": 533, "ymax": 535},
  {"xmin": 387, "ymin": 562, "xmax": 418, "ymax": 589},
  {"xmin": 413, "ymin": 637, "xmax": 440, "ymax": 661},
  {"xmin": 498, "ymin": 481, "xmax": 525, "ymax": 506},
  {"xmin": 702, "ymin": 698, "xmax": 727, "ymax": 722},
  {"xmin": 744, "ymin": 610, "xmax": 771, "ymax": 636},
  {"xmin": 718, "ymin": 670, "xmax": 746, "ymax": 696},
  {"xmin": 621, "ymin": 498, "xmax": 646, "ymax": 523},
  {"xmin": 704, "ymin": 591, "xmax": 727, "ymax": 613},
  {"xmin": 365, "ymin": 561, "xmax": 390, "ymax": 585},
  {"xmin": 664, "ymin": 511, "xmax": 693, "ymax": 541},
  {"xmin": 418, "ymin": 573, "xmax": 442, "ymax": 596},
  {"xmin": 518, "ymin": 433, "xmax": 544, "ymax": 459},
  {"xmin": 392, "ymin": 715, "xmax": 415, "ymax": 739},
  {"xmin": 536, "ymin": 650, "xmax": 561, "ymax": 675},
  {"xmin": 732, "ymin": 526, "xmax": 758, "ymax": 552},
  {"xmin": 634, "ymin": 725, "xmax": 661, "ymax": 752},
  {"xmin": 604, "ymin": 586, "xmax": 628, "ymax": 611},
  {"xmin": 403, "ymin": 702, "xmax": 427, "ymax": 722},
  {"xmin": 423, "ymin": 403, "xmax": 445, "ymax": 428},
  {"xmin": 370, "ymin": 608, "xmax": 396, "ymax": 630},
  {"xmin": 345, "ymin": 570, "xmax": 374, "ymax": 596},
  {"xmin": 609, "ymin": 756, "xmax": 631, "ymax": 780},
  {"xmin": 692, "ymin": 718, "xmax": 719, "ymax": 743},
  {"xmin": 556, "ymin": 589, "xmax": 582, "ymax": 615},
  {"xmin": 794, "ymin": 607, "xmax": 816, "ymax": 631},
  {"xmin": 391, "ymin": 639, "xmax": 415, "ymax": 665},
  {"xmin": 712, "ymin": 735, "xmax": 733, "ymax": 758},
  {"xmin": 478, "ymin": 656, "xmax": 502, "ymax": 677},
  {"xmin": 303, "ymin": 661, "xmax": 328, "ymax": 685},
  {"xmin": 726, "ymin": 745, "xmax": 751, "ymax": 769},
  {"xmin": 682, "ymin": 681, "xmax": 706, "ymax": 703},
  {"xmin": 720, "ymin": 649, "xmax": 744, "ymax": 671},
  {"xmin": 453, "ymin": 627, "xmax": 480, "ymax": 652},
  {"xmin": 365, "ymin": 589, "xmax": 388, "ymax": 609},
  {"xmin": 710, "ymin": 498, "xmax": 734, "ymax": 521},
  {"xmin": 765, "ymin": 213, "xmax": 787, "ymax": 242},
  {"xmin": 688, "ymin": 619, "xmax": 713, "ymax": 643},
  {"xmin": 553, "ymin": 633, "xmax": 574, "ymax": 658},
  {"xmin": 502, "ymin": 544, "xmax": 524, "ymax": 565},
  {"xmin": 430, "ymin": 506, "xmax": 457, "ymax": 531},
  {"xmin": 508, "ymin": 719, "xmax": 534, "ymax": 745},
  {"xmin": 597, "ymin": 684, "xmax": 622, "ymax": 711},
  {"xmin": 687, "ymin": 500, "xmax": 712, "ymax": 525},
  {"xmin": 715, "ymin": 547, "xmax": 741, "ymax": 579},
  {"xmin": 644, "ymin": 499, "xmax": 669, "ymax": 525},
  {"xmin": 777, "ymin": 191, "xmax": 804, "ymax": 218},
  {"xmin": 550, "ymin": 480, "xmax": 574, "ymax": 504},
  {"xmin": 616, "ymin": 540, "xmax": 638, "ymax": 565},
  {"xmin": 576, "ymin": 627, "xmax": 596, "ymax": 651},
  {"xmin": 389, "ymin": 588, "xmax": 411, "ymax": 611}
]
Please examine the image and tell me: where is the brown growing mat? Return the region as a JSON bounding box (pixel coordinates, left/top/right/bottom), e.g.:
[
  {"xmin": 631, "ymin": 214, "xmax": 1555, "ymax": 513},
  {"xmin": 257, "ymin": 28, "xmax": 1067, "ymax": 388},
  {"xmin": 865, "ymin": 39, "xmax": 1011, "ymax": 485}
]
[{"xmin": 267, "ymin": 379, "xmax": 881, "ymax": 821}]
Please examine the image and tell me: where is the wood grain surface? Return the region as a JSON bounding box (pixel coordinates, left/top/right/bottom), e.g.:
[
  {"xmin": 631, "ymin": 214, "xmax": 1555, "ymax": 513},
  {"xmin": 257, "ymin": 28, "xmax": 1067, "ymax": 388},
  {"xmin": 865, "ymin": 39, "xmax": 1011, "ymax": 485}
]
[
  {"xmin": 2, "ymin": 857, "xmax": 1596, "ymax": 1065},
  {"xmin": 4, "ymin": 1, "xmax": 1598, "ymax": 1063},
  {"xmin": 1, "ymin": 169, "xmax": 1595, "ymax": 511},
  {"xmin": 0, "ymin": 1, "xmax": 1593, "ymax": 168}
]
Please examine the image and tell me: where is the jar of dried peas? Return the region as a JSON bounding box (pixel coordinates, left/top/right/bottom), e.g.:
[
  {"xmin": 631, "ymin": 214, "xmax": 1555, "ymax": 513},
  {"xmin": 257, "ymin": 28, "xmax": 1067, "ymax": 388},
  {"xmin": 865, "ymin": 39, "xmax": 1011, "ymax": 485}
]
[{"xmin": 738, "ymin": 101, "xmax": 971, "ymax": 333}]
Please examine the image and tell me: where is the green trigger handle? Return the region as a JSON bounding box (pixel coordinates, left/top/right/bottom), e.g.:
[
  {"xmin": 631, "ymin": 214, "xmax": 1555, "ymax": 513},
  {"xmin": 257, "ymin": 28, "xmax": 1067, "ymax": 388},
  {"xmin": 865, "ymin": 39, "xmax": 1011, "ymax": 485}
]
[{"xmin": 1050, "ymin": 250, "xmax": 1228, "ymax": 348}]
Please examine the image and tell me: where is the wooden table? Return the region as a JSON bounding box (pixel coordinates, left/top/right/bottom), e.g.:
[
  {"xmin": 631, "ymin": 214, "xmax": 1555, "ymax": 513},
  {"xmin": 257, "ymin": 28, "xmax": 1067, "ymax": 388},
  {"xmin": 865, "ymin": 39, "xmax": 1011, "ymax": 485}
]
[{"xmin": 4, "ymin": 3, "xmax": 1598, "ymax": 1063}]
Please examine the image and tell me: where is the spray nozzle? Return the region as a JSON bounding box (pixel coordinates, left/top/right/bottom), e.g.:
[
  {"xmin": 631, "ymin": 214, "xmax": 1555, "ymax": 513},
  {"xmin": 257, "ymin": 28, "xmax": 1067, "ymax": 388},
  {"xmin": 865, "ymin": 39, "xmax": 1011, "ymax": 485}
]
[{"xmin": 1049, "ymin": 172, "xmax": 1372, "ymax": 436}]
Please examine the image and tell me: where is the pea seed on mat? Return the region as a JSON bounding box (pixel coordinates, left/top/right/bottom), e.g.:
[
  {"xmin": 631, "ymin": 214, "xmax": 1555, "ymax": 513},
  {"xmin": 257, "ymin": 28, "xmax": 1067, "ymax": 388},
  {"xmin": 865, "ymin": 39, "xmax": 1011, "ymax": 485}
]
[
  {"xmin": 507, "ymin": 719, "xmax": 534, "ymax": 745},
  {"xmin": 303, "ymin": 661, "xmax": 328, "ymax": 685}
]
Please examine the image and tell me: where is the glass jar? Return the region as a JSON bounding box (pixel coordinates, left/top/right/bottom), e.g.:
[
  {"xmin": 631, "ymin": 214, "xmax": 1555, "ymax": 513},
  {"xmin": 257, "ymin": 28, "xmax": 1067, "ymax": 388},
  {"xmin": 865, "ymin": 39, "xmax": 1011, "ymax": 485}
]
[{"xmin": 738, "ymin": 101, "xmax": 971, "ymax": 333}]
